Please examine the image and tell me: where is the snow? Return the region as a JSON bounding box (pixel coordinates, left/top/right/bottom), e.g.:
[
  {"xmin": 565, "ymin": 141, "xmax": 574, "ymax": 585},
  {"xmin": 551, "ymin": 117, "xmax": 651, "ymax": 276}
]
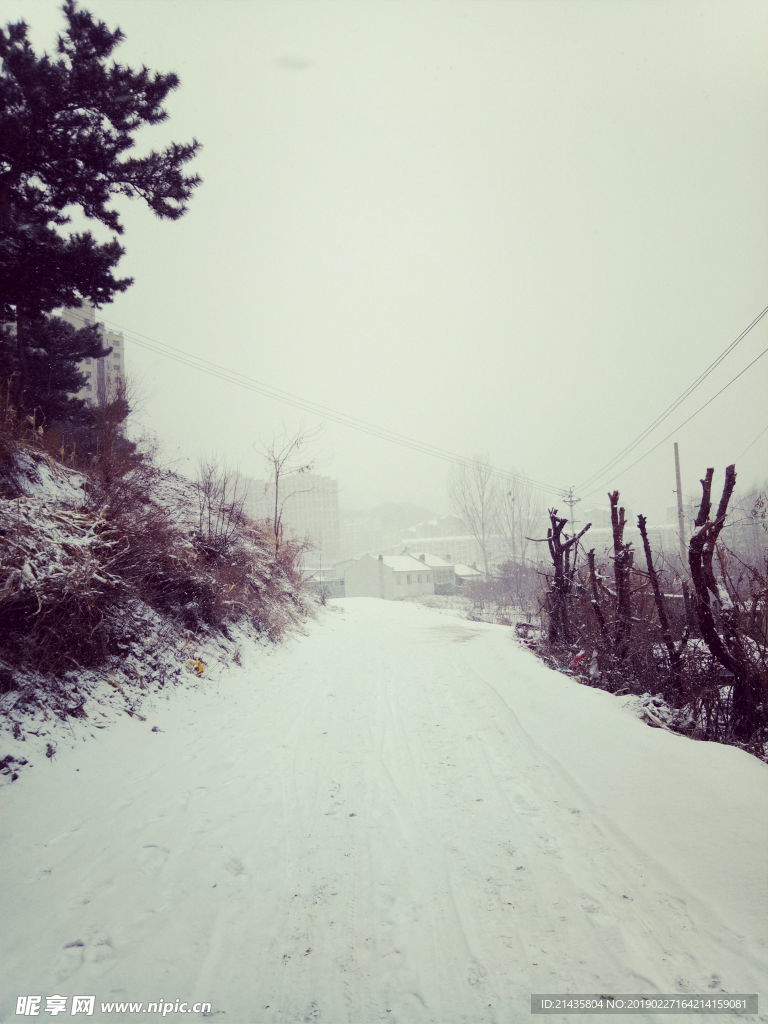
[
  {"xmin": 0, "ymin": 608, "xmax": 257, "ymax": 780},
  {"xmin": 9, "ymin": 449, "xmax": 85, "ymax": 506},
  {"xmin": 407, "ymin": 551, "xmax": 453, "ymax": 568},
  {"xmin": 379, "ymin": 554, "xmax": 433, "ymax": 573},
  {"xmin": 454, "ymin": 562, "xmax": 483, "ymax": 578},
  {"xmin": 1, "ymin": 598, "xmax": 766, "ymax": 1024}
]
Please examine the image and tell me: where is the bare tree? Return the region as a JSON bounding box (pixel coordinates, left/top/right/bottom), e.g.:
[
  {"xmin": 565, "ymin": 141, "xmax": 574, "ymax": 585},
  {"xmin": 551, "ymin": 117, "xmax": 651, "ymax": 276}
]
[
  {"xmin": 260, "ymin": 430, "xmax": 317, "ymax": 554},
  {"xmin": 531, "ymin": 509, "xmax": 591, "ymax": 645},
  {"xmin": 637, "ymin": 513, "xmax": 685, "ymax": 684},
  {"xmin": 724, "ymin": 480, "xmax": 768, "ymax": 567},
  {"xmin": 195, "ymin": 458, "xmax": 247, "ymax": 557},
  {"xmin": 688, "ymin": 464, "xmax": 765, "ymax": 740},
  {"xmin": 609, "ymin": 490, "xmax": 634, "ymax": 662},
  {"xmin": 498, "ymin": 471, "xmax": 538, "ymax": 567},
  {"xmin": 449, "ymin": 456, "xmax": 500, "ymax": 576}
]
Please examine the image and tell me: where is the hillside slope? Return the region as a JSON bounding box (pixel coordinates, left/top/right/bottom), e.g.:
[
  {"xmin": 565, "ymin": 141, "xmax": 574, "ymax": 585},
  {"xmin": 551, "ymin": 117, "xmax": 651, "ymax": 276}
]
[{"xmin": 0, "ymin": 446, "xmax": 310, "ymax": 777}]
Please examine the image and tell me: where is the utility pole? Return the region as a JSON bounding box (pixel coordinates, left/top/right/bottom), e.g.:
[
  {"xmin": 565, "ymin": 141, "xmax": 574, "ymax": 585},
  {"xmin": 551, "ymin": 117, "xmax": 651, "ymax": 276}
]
[
  {"xmin": 563, "ymin": 485, "xmax": 581, "ymax": 536},
  {"xmin": 673, "ymin": 441, "xmax": 695, "ymax": 629},
  {"xmin": 506, "ymin": 490, "xmax": 516, "ymax": 565},
  {"xmin": 673, "ymin": 442, "xmax": 687, "ymax": 564}
]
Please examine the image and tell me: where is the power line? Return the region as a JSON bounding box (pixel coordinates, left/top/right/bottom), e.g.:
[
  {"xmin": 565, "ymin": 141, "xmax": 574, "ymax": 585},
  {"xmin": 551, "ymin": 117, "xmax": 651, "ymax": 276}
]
[
  {"xmin": 737, "ymin": 422, "xmax": 768, "ymax": 461},
  {"xmin": 581, "ymin": 342, "xmax": 768, "ymax": 501},
  {"xmin": 577, "ymin": 303, "xmax": 768, "ymax": 492},
  {"xmin": 64, "ymin": 308, "xmax": 568, "ymax": 500}
]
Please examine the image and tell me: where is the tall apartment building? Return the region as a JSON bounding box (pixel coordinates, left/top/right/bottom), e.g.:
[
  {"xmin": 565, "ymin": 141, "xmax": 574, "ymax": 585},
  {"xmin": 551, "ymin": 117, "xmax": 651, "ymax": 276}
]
[
  {"xmin": 243, "ymin": 472, "xmax": 341, "ymax": 565},
  {"xmin": 60, "ymin": 301, "xmax": 125, "ymax": 406}
]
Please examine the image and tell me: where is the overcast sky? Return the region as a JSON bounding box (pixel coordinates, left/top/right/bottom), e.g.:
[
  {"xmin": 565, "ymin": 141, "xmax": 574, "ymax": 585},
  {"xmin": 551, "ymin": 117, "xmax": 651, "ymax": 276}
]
[{"xmin": 11, "ymin": 0, "xmax": 768, "ymax": 518}]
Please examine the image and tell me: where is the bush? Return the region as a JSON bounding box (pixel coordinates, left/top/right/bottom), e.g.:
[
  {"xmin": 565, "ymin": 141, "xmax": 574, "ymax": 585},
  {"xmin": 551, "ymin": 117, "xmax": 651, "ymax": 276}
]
[
  {"xmin": 0, "ymin": 498, "xmax": 124, "ymax": 672},
  {"xmin": 0, "ymin": 439, "xmax": 309, "ymax": 680}
]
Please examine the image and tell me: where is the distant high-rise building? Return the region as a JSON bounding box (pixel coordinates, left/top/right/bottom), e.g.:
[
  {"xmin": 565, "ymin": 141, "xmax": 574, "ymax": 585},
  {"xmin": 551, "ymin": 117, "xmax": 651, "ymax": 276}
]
[
  {"xmin": 243, "ymin": 472, "xmax": 340, "ymax": 564},
  {"xmin": 61, "ymin": 302, "xmax": 125, "ymax": 406}
]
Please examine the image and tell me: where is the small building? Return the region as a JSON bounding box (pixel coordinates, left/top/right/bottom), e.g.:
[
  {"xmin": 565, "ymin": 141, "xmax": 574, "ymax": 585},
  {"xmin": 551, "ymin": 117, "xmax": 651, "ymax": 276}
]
[
  {"xmin": 453, "ymin": 563, "xmax": 483, "ymax": 587},
  {"xmin": 408, "ymin": 552, "xmax": 455, "ymax": 594},
  {"xmin": 343, "ymin": 554, "xmax": 434, "ymax": 600},
  {"xmin": 302, "ymin": 567, "xmax": 345, "ymax": 600}
]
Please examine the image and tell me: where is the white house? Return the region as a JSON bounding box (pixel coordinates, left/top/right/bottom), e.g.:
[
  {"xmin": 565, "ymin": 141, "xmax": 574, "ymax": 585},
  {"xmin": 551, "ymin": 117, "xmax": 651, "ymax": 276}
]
[
  {"xmin": 343, "ymin": 554, "xmax": 434, "ymax": 599},
  {"xmin": 408, "ymin": 552, "xmax": 455, "ymax": 594}
]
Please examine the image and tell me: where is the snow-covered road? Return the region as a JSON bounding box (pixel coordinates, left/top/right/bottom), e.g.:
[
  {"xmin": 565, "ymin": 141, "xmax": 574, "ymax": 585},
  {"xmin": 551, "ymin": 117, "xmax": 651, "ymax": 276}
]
[{"xmin": 1, "ymin": 599, "xmax": 766, "ymax": 1024}]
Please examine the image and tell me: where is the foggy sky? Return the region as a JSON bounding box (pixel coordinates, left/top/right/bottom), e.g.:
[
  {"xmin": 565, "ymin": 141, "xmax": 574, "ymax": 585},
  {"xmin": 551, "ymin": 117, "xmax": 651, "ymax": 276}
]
[{"xmin": 11, "ymin": 0, "xmax": 768, "ymax": 519}]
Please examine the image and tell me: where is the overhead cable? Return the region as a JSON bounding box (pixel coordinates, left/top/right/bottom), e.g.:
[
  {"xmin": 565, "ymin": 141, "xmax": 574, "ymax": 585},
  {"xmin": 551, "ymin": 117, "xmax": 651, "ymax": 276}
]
[
  {"xmin": 581, "ymin": 343, "xmax": 768, "ymax": 500},
  {"xmin": 577, "ymin": 303, "xmax": 768, "ymax": 492},
  {"xmin": 63, "ymin": 308, "xmax": 568, "ymax": 499}
]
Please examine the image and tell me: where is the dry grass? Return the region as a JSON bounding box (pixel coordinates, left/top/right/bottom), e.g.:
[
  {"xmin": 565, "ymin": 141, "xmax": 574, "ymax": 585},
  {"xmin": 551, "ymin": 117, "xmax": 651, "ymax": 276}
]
[
  {"xmin": 0, "ymin": 499, "xmax": 125, "ymax": 674},
  {"xmin": 0, "ymin": 436, "xmax": 310, "ymax": 682}
]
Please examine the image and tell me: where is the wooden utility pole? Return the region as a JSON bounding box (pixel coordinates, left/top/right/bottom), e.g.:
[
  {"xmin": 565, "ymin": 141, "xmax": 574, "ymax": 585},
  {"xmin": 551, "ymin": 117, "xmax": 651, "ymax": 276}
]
[
  {"xmin": 673, "ymin": 442, "xmax": 695, "ymax": 630},
  {"xmin": 673, "ymin": 442, "xmax": 687, "ymax": 564}
]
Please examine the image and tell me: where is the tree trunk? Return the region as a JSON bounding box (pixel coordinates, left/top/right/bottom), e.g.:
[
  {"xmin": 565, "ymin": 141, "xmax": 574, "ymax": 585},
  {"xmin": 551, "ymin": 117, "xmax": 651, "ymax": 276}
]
[
  {"xmin": 638, "ymin": 513, "xmax": 681, "ymax": 684},
  {"xmin": 688, "ymin": 464, "xmax": 760, "ymax": 740},
  {"xmin": 542, "ymin": 509, "xmax": 591, "ymax": 646},
  {"xmin": 609, "ymin": 491, "xmax": 634, "ymax": 661}
]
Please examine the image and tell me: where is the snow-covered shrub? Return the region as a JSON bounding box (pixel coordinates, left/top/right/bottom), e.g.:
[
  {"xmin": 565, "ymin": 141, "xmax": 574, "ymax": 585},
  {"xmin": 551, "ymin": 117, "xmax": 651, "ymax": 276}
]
[
  {"xmin": 85, "ymin": 453, "xmax": 309, "ymax": 640},
  {"xmin": 0, "ymin": 440, "xmax": 310, "ymax": 695},
  {"xmin": 0, "ymin": 497, "xmax": 124, "ymax": 672}
]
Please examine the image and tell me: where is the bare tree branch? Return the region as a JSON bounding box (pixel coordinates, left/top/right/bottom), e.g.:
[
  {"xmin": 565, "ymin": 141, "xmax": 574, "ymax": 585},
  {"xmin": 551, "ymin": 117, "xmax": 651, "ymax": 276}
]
[{"xmin": 448, "ymin": 456, "xmax": 501, "ymax": 576}]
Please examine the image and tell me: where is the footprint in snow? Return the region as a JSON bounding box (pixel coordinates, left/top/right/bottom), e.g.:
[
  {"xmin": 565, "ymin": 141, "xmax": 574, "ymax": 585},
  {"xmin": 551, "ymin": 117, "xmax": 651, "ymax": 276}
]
[
  {"xmin": 535, "ymin": 833, "xmax": 562, "ymax": 858},
  {"xmin": 302, "ymin": 1000, "xmax": 321, "ymax": 1021},
  {"xmin": 55, "ymin": 941, "xmax": 85, "ymax": 981},
  {"xmin": 224, "ymin": 857, "xmax": 246, "ymax": 877},
  {"xmin": 467, "ymin": 960, "xmax": 487, "ymax": 987},
  {"xmin": 139, "ymin": 844, "xmax": 170, "ymax": 872},
  {"xmin": 89, "ymin": 937, "xmax": 116, "ymax": 965},
  {"xmin": 55, "ymin": 935, "xmax": 116, "ymax": 980}
]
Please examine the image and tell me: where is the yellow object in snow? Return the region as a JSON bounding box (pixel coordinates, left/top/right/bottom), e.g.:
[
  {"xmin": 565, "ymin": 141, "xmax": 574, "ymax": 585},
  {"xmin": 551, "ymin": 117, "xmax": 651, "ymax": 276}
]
[{"xmin": 185, "ymin": 659, "xmax": 206, "ymax": 676}]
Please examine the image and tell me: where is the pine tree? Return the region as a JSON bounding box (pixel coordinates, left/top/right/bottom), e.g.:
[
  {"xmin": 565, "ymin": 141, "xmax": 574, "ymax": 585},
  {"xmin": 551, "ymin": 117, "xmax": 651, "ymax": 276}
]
[
  {"xmin": 0, "ymin": 1, "xmax": 201, "ymax": 414},
  {"xmin": 0, "ymin": 314, "xmax": 109, "ymax": 424}
]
